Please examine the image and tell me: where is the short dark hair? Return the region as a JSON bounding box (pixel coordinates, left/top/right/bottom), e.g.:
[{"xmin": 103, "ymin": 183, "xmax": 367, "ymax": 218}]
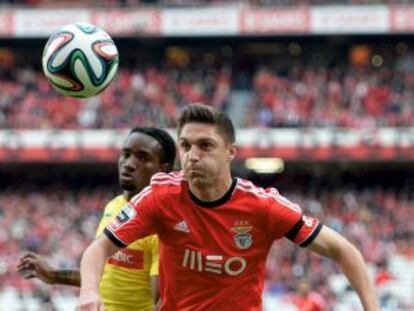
[
  {"xmin": 129, "ymin": 127, "xmax": 176, "ymax": 171},
  {"xmin": 177, "ymin": 104, "xmax": 236, "ymax": 144}
]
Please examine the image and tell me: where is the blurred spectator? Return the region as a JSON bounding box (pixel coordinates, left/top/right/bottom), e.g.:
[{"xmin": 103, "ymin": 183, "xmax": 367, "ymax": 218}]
[{"xmin": 290, "ymin": 278, "xmax": 327, "ymax": 311}]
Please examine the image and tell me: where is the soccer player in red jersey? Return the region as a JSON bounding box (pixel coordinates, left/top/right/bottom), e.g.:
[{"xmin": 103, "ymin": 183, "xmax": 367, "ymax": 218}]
[
  {"xmin": 76, "ymin": 104, "xmax": 380, "ymax": 311},
  {"xmin": 292, "ymin": 278, "xmax": 327, "ymax": 311}
]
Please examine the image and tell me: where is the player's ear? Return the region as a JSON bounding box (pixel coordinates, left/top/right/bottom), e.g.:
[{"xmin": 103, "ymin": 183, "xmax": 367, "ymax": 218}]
[{"xmin": 227, "ymin": 144, "xmax": 237, "ymax": 162}]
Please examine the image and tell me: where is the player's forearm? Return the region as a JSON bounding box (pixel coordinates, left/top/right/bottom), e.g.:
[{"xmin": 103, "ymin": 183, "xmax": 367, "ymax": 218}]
[
  {"xmin": 80, "ymin": 238, "xmax": 113, "ymax": 293},
  {"xmin": 150, "ymin": 276, "xmax": 160, "ymax": 305},
  {"xmin": 50, "ymin": 269, "xmax": 81, "ymax": 286},
  {"xmin": 309, "ymin": 226, "xmax": 380, "ymax": 310},
  {"xmin": 335, "ymin": 243, "xmax": 380, "ymax": 311}
]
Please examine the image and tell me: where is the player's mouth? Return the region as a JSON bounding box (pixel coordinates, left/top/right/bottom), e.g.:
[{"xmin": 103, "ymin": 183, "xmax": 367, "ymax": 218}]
[
  {"xmin": 187, "ymin": 168, "xmax": 204, "ymax": 177},
  {"xmin": 187, "ymin": 166, "xmax": 202, "ymax": 172},
  {"xmin": 120, "ymin": 172, "xmax": 134, "ymax": 181}
]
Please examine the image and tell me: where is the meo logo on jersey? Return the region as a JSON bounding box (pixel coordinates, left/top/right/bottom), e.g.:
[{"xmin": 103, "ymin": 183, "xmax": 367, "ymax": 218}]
[{"xmin": 182, "ymin": 248, "xmax": 247, "ymax": 276}]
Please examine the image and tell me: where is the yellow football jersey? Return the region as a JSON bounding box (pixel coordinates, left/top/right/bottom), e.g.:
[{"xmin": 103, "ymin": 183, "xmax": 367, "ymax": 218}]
[{"xmin": 95, "ymin": 195, "xmax": 159, "ymax": 311}]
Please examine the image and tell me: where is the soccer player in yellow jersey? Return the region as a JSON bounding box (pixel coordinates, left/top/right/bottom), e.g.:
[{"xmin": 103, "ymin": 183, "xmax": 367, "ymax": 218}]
[{"xmin": 17, "ymin": 127, "xmax": 176, "ymax": 311}]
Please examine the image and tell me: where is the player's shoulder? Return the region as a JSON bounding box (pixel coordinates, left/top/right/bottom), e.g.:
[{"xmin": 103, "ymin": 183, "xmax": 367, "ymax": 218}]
[
  {"xmin": 128, "ymin": 171, "xmax": 185, "ymax": 205},
  {"xmin": 103, "ymin": 194, "xmax": 127, "ymax": 213},
  {"xmin": 236, "ymin": 178, "xmax": 300, "ymax": 210},
  {"xmin": 150, "ymin": 171, "xmax": 186, "ymax": 189},
  {"xmin": 129, "ymin": 234, "xmax": 159, "ymax": 251},
  {"xmin": 140, "ymin": 234, "xmax": 159, "ymax": 248},
  {"xmin": 235, "ymin": 178, "xmax": 272, "ymax": 199}
]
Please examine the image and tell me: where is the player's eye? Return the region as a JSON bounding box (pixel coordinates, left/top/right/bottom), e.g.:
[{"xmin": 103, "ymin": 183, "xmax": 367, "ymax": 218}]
[
  {"xmin": 180, "ymin": 142, "xmax": 191, "ymax": 151},
  {"xmin": 200, "ymin": 142, "xmax": 213, "ymax": 151},
  {"xmin": 136, "ymin": 152, "xmax": 150, "ymax": 162}
]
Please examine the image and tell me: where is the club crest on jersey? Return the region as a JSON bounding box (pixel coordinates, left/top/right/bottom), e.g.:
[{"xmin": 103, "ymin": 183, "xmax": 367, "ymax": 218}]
[{"xmin": 231, "ymin": 224, "xmax": 253, "ymax": 250}]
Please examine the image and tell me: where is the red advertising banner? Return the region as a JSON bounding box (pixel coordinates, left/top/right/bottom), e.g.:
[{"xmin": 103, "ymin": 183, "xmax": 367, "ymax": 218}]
[
  {"xmin": 238, "ymin": 146, "xmax": 414, "ymax": 161},
  {"xmin": 0, "ymin": 10, "xmax": 13, "ymax": 36},
  {"xmin": 0, "ymin": 129, "xmax": 413, "ymax": 163},
  {"xmin": 91, "ymin": 10, "xmax": 160, "ymax": 35},
  {"xmin": 13, "ymin": 9, "xmax": 90, "ymax": 37},
  {"xmin": 311, "ymin": 6, "xmax": 389, "ymax": 34},
  {"xmin": 0, "ymin": 145, "xmax": 413, "ymax": 163},
  {"xmin": 4, "ymin": 5, "xmax": 414, "ymax": 37},
  {"xmin": 161, "ymin": 8, "xmax": 239, "ymax": 36},
  {"xmin": 241, "ymin": 8, "xmax": 310, "ymax": 34},
  {"xmin": 390, "ymin": 6, "xmax": 414, "ymax": 32}
]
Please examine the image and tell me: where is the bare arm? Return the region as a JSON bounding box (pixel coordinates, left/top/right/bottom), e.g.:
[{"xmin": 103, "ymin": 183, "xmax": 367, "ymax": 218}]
[
  {"xmin": 307, "ymin": 225, "xmax": 380, "ymax": 311},
  {"xmin": 49, "ymin": 269, "xmax": 80, "ymax": 286},
  {"xmin": 76, "ymin": 235, "xmax": 119, "ymax": 311},
  {"xmin": 17, "ymin": 253, "xmax": 80, "ymax": 286},
  {"xmin": 151, "ymin": 276, "xmax": 161, "ymax": 311}
]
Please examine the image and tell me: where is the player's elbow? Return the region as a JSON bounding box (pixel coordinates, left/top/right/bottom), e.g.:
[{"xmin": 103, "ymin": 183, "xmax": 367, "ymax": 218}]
[
  {"xmin": 331, "ymin": 238, "xmax": 364, "ymax": 265},
  {"xmin": 81, "ymin": 236, "xmax": 118, "ymax": 266},
  {"xmin": 79, "ymin": 236, "xmax": 119, "ymax": 289}
]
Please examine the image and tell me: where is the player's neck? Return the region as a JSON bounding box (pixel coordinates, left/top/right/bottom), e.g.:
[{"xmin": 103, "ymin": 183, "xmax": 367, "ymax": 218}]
[
  {"xmin": 123, "ymin": 190, "xmax": 139, "ymax": 201},
  {"xmin": 189, "ymin": 173, "xmax": 233, "ymax": 202}
]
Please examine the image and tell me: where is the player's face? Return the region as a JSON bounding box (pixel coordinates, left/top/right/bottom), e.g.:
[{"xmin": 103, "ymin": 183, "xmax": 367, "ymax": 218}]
[
  {"xmin": 179, "ymin": 123, "xmax": 235, "ymax": 187},
  {"xmin": 118, "ymin": 132, "xmax": 163, "ymax": 195},
  {"xmin": 298, "ymin": 280, "xmax": 311, "ymax": 296}
]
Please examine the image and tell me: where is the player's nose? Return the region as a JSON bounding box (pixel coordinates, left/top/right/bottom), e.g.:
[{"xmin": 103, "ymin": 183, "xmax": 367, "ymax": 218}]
[
  {"xmin": 188, "ymin": 146, "xmax": 200, "ymax": 162},
  {"xmin": 123, "ymin": 157, "xmax": 138, "ymax": 171}
]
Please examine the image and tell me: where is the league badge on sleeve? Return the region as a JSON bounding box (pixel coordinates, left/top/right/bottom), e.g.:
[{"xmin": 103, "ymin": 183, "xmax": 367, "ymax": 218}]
[
  {"xmin": 110, "ymin": 204, "xmax": 136, "ymax": 230},
  {"xmin": 231, "ymin": 222, "xmax": 253, "ymax": 250},
  {"xmin": 117, "ymin": 204, "xmax": 136, "ymax": 222}
]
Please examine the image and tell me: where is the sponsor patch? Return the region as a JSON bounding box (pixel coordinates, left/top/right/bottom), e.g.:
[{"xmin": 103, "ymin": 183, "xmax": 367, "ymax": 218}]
[
  {"xmin": 117, "ymin": 204, "xmax": 136, "ymax": 222},
  {"xmin": 109, "ymin": 204, "xmax": 136, "ymax": 230},
  {"xmin": 107, "ymin": 248, "xmax": 144, "ymax": 269},
  {"xmin": 302, "ymin": 215, "xmax": 314, "ymax": 227}
]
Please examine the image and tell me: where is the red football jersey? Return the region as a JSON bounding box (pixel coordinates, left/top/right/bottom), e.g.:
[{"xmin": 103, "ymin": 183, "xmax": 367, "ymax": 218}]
[{"xmin": 105, "ymin": 172, "xmax": 322, "ymax": 311}]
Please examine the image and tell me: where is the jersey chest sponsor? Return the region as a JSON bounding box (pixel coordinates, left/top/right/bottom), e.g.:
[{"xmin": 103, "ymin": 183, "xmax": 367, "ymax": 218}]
[
  {"xmin": 182, "ymin": 248, "xmax": 247, "ymax": 276},
  {"xmin": 107, "ymin": 248, "xmax": 144, "ymax": 270}
]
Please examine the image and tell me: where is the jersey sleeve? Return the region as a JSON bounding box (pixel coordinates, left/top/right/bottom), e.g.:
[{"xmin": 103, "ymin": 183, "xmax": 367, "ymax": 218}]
[
  {"xmin": 104, "ymin": 186, "xmax": 158, "ymax": 248},
  {"xmin": 267, "ymin": 188, "xmax": 322, "ymax": 247}
]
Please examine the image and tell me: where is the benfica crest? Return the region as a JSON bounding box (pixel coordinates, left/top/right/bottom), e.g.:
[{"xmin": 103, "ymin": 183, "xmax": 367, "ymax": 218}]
[{"xmin": 231, "ymin": 224, "xmax": 253, "ymax": 250}]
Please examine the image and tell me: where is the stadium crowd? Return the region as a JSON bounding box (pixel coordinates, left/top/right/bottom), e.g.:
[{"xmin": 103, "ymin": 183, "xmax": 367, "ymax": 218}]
[
  {"xmin": 0, "ymin": 185, "xmax": 412, "ymax": 310},
  {"xmin": 1, "ymin": 62, "xmax": 414, "ymax": 129},
  {"xmin": 246, "ymin": 65, "xmax": 414, "ymax": 128},
  {"xmin": 0, "ymin": 66, "xmax": 230, "ymax": 129}
]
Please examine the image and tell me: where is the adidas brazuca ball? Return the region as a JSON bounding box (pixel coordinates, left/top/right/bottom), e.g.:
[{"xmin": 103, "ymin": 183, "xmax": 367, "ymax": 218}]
[{"xmin": 42, "ymin": 22, "xmax": 119, "ymax": 98}]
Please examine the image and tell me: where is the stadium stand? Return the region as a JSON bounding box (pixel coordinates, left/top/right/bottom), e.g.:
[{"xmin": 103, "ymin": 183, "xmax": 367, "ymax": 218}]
[
  {"xmin": 0, "ymin": 1, "xmax": 414, "ymax": 310},
  {"xmin": 2, "ymin": 53, "xmax": 414, "ymax": 129}
]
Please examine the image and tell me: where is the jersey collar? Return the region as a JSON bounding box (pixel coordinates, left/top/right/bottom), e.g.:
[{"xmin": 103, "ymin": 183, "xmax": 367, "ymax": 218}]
[{"xmin": 188, "ymin": 178, "xmax": 238, "ymax": 208}]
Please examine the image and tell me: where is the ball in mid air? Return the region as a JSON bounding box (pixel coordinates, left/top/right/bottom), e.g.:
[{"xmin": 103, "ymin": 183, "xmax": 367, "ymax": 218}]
[{"xmin": 42, "ymin": 22, "xmax": 119, "ymax": 98}]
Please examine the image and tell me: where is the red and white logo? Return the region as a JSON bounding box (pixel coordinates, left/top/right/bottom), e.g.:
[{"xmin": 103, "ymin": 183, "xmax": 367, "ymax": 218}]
[
  {"xmin": 182, "ymin": 248, "xmax": 247, "ymax": 276},
  {"xmin": 107, "ymin": 249, "xmax": 144, "ymax": 269},
  {"xmin": 174, "ymin": 220, "xmax": 190, "ymax": 233},
  {"xmin": 302, "ymin": 215, "xmax": 315, "ymax": 227}
]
